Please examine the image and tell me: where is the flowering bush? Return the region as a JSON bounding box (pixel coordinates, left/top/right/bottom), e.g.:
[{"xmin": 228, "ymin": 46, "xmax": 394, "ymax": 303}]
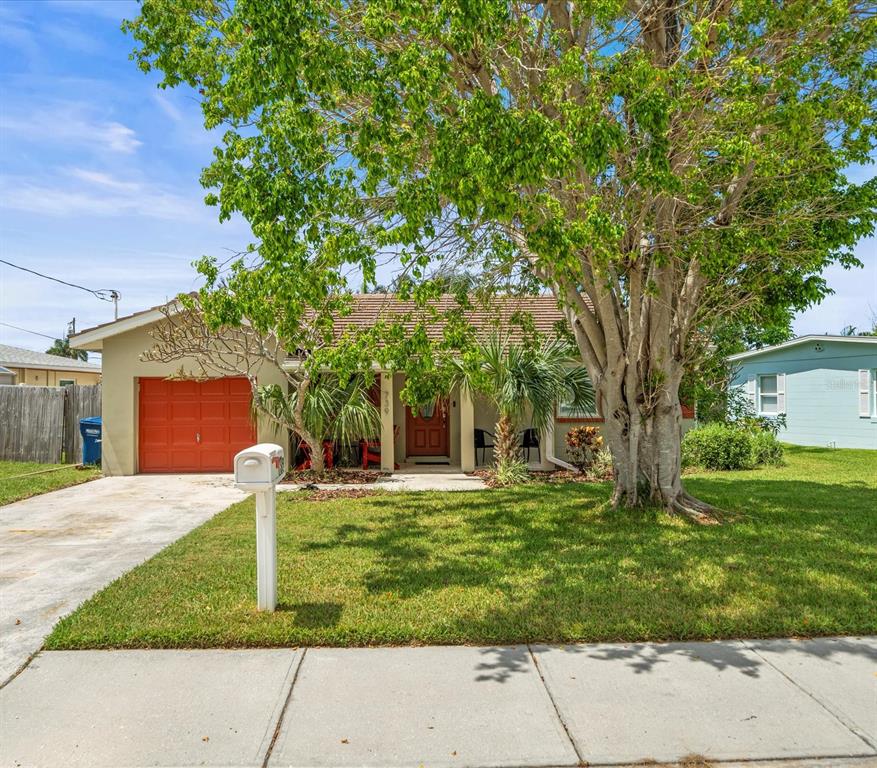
[{"xmin": 565, "ymin": 426, "xmax": 604, "ymax": 471}]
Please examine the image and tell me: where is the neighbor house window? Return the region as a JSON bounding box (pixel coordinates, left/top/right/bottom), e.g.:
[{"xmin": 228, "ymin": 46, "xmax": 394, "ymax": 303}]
[
  {"xmin": 757, "ymin": 373, "xmax": 785, "ymax": 416},
  {"xmin": 59, "ymin": 379, "xmax": 75, "ymax": 387},
  {"xmin": 758, "ymin": 375, "xmax": 777, "ymax": 414}
]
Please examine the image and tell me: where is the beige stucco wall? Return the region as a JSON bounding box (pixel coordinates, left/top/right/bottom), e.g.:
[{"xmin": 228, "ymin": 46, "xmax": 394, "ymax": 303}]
[
  {"xmin": 6, "ymin": 367, "xmax": 101, "ymax": 386},
  {"xmin": 552, "ymin": 417, "xmax": 697, "ymax": 462},
  {"xmin": 99, "ymin": 323, "xmax": 287, "ymax": 476}
]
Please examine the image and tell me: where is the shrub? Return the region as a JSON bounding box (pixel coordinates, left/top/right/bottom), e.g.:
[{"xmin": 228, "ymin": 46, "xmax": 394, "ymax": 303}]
[
  {"xmin": 586, "ymin": 448, "xmax": 614, "ymax": 481},
  {"xmin": 493, "ymin": 458, "xmax": 531, "ymax": 487},
  {"xmin": 682, "ymin": 423, "xmax": 755, "ymax": 470},
  {"xmin": 682, "ymin": 422, "xmax": 784, "ymax": 471},
  {"xmin": 565, "ymin": 426, "xmax": 603, "ymax": 471},
  {"xmin": 750, "ymin": 430, "xmax": 784, "ymax": 466}
]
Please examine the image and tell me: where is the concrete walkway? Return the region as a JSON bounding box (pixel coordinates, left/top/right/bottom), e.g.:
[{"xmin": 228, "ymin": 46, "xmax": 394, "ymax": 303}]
[
  {"xmin": 0, "ymin": 475, "xmax": 246, "ymax": 686},
  {"xmin": 280, "ymin": 471, "xmax": 488, "ymax": 492},
  {"xmin": 1, "ymin": 637, "xmax": 874, "ymax": 767}
]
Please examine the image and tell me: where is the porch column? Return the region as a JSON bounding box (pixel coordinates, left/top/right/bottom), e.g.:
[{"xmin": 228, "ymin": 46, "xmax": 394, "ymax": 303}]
[
  {"xmin": 459, "ymin": 387, "xmax": 475, "ymax": 472},
  {"xmin": 380, "ymin": 372, "xmax": 395, "ymax": 472},
  {"xmin": 539, "ymin": 422, "xmax": 555, "ymax": 470}
]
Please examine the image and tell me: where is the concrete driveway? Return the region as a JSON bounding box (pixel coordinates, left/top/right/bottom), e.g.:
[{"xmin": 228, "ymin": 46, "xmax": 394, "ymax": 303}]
[{"xmin": 0, "ymin": 475, "xmax": 246, "ymax": 686}]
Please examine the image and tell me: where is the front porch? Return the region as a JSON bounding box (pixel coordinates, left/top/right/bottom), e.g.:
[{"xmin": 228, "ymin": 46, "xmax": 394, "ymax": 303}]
[{"xmin": 375, "ymin": 372, "xmax": 557, "ymax": 474}]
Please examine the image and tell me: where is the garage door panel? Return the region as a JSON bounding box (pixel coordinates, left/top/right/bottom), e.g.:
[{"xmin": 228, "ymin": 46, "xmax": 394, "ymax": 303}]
[
  {"xmin": 200, "ymin": 449, "xmax": 232, "ymax": 469},
  {"xmin": 139, "ymin": 377, "xmax": 256, "ymax": 473},
  {"xmin": 140, "ymin": 449, "xmax": 171, "ymax": 473},
  {"xmin": 199, "ymin": 378, "xmax": 231, "ymax": 396},
  {"xmin": 200, "ymin": 401, "xmax": 230, "ymax": 421},
  {"xmin": 140, "ymin": 425, "xmax": 170, "ymax": 445},
  {"xmin": 140, "ymin": 378, "xmax": 167, "ymax": 397},
  {"xmin": 199, "ymin": 425, "xmax": 230, "ymax": 444},
  {"xmin": 169, "ymin": 380, "xmax": 200, "ymax": 397},
  {"xmin": 171, "ymin": 401, "xmax": 200, "ymax": 422},
  {"xmin": 230, "ymin": 424, "xmax": 256, "ymax": 443},
  {"xmin": 228, "ymin": 400, "xmax": 252, "ymax": 420}
]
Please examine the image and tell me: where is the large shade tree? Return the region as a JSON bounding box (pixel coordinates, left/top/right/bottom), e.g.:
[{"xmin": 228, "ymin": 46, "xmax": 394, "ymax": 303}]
[{"xmin": 128, "ymin": 0, "xmax": 876, "ymax": 515}]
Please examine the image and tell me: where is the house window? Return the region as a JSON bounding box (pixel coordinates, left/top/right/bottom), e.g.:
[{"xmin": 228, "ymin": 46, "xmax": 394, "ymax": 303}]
[
  {"xmin": 59, "ymin": 379, "xmax": 75, "ymax": 387},
  {"xmin": 758, "ymin": 374, "xmax": 778, "ymax": 414},
  {"xmin": 557, "ymin": 393, "xmax": 600, "ymax": 421}
]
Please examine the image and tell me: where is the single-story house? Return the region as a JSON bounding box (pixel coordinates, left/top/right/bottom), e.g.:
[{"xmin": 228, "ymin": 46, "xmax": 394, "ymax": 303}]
[
  {"xmin": 729, "ymin": 335, "xmax": 877, "ymax": 450},
  {"xmin": 71, "ymin": 294, "xmax": 694, "ymax": 477},
  {"xmin": 0, "ymin": 343, "xmax": 101, "ymax": 387}
]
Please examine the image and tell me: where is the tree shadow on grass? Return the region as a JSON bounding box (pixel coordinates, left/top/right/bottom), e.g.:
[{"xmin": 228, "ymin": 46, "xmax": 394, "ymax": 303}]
[
  {"xmin": 276, "ymin": 601, "xmax": 343, "ymax": 629},
  {"xmin": 299, "ymin": 478, "xmax": 875, "ymax": 650}
]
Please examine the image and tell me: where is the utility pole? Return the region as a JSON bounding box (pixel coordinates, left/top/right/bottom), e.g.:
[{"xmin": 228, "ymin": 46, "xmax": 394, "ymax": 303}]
[
  {"xmin": 109, "ymin": 290, "xmax": 120, "ymax": 320},
  {"xmin": 67, "ymin": 318, "xmax": 76, "ymax": 337}
]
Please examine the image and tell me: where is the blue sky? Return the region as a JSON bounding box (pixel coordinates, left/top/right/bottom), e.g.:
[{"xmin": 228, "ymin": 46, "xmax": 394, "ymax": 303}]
[{"xmin": 1, "ymin": 0, "xmax": 875, "ymax": 362}]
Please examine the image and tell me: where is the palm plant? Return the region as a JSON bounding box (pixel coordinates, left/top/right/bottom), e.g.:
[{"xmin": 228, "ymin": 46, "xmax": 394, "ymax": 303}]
[
  {"xmin": 255, "ymin": 373, "xmax": 381, "ymax": 471},
  {"xmin": 453, "ymin": 335, "xmax": 595, "ymax": 472}
]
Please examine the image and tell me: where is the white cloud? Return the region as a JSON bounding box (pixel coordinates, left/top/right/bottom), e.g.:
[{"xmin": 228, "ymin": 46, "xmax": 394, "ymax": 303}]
[
  {"xmin": 66, "ymin": 167, "xmax": 140, "ymax": 191},
  {"xmin": 153, "ymin": 92, "xmax": 184, "ymax": 123},
  {"xmin": 0, "ymin": 103, "xmax": 142, "ymax": 154},
  {"xmin": 0, "ymin": 170, "xmax": 201, "ymax": 221}
]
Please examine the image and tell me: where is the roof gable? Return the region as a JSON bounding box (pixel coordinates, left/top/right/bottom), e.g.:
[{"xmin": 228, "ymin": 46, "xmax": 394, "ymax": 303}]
[{"xmin": 727, "ymin": 335, "xmax": 877, "ymax": 362}]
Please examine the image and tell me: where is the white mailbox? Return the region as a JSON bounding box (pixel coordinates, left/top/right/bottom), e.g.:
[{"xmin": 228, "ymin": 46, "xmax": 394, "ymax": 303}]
[
  {"xmin": 233, "ymin": 443, "xmax": 285, "ymax": 612},
  {"xmin": 234, "ymin": 443, "xmax": 285, "ymax": 491}
]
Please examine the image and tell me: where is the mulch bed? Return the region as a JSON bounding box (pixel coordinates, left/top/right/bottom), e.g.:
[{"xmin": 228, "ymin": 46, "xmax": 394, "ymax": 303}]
[
  {"xmin": 470, "ymin": 468, "xmax": 611, "ymax": 488},
  {"xmin": 280, "ymin": 468, "xmax": 387, "ymax": 485},
  {"xmin": 302, "ymin": 488, "xmax": 378, "ymax": 502}
]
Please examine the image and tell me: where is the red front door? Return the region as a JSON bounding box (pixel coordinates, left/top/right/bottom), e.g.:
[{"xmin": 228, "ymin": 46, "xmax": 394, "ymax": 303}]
[
  {"xmin": 138, "ymin": 377, "xmax": 256, "ymax": 473},
  {"xmin": 406, "ymin": 400, "xmax": 449, "ymax": 457}
]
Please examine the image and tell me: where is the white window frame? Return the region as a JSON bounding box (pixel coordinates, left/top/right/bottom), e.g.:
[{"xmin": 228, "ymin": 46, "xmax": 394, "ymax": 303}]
[
  {"xmin": 757, "ymin": 373, "xmax": 785, "ymax": 416},
  {"xmin": 59, "ymin": 379, "xmax": 75, "ymax": 387}
]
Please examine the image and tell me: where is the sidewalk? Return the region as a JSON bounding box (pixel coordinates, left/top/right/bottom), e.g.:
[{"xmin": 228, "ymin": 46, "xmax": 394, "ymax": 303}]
[{"xmin": 1, "ymin": 637, "xmax": 874, "ymax": 767}]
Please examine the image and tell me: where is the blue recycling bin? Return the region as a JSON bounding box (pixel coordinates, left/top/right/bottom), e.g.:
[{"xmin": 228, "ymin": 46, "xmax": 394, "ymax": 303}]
[{"xmin": 79, "ymin": 416, "xmax": 102, "ymax": 465}]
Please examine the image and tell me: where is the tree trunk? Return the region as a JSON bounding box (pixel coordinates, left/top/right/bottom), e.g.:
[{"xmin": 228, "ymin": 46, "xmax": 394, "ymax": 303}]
[
  {"xmin": 493, "ymin": 412, "xmax": 518, "ymax": 467},
  {"xmin": 292, "ymin": 377, "xmax": 325, "ymax": 474},
  {"xmin": 598, "ymin": 358, "xmax": 718, "ymax": 523}
]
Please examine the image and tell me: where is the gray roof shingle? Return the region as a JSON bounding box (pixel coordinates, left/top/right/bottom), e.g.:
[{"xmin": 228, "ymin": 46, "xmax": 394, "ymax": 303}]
[{"xmin": 0, "ymin": 343, "xmax": 101, "ymax": 371}]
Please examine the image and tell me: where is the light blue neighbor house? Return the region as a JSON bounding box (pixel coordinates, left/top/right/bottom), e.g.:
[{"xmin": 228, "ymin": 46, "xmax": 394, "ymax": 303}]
[{"xmin": 728, "ymin": 335, "xmax": 877, "ymax": 450}]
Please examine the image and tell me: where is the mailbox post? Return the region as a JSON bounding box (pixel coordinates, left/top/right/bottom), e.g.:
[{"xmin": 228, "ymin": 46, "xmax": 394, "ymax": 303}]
[{"xmin": 233, "ymin": 443, "xmax": 285, "ymax": 612}]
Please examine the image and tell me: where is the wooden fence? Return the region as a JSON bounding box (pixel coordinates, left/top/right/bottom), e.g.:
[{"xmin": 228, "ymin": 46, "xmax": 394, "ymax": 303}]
[{"xmin": 0, "ymin": 384, "xmax": 102, "ymax": 464}]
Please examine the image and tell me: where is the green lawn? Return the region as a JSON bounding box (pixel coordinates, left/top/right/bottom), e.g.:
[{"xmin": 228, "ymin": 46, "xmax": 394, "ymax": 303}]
[
  {"xmin": 0, "ymin": 460, "xmax": 101, "ymax": 506},
  {"xmin": 46, "ymin": 446, "xmax": 876, "ymax": 649}
]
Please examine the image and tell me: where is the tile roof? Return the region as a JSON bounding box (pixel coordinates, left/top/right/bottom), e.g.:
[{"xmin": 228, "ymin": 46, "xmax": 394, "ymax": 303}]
[
  {"xmin": 0, "ymin": 343, "xmax": 101, "ymax": 371},
  {"xmin": 333, "ymin": 294, "xmax": 568, "ymax": 341},
  {"xmin": 73, "ymin": 292, "xmax": 570, "ymax": 350}
]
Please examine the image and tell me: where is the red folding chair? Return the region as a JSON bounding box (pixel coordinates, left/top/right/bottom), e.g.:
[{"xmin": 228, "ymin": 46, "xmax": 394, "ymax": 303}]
[
  {"xmin": 360, "ymin": 426, "xmax": 399, "ymax": 469},
  {"xmin": 295, "ymin": 439, "xmax": 335, "ymax": 471}
]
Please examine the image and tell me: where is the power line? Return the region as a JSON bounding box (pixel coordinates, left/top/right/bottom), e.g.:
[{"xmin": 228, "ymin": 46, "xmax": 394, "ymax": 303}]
[
  {"xmin": 0, "ymin": 321, "xmax": 58, "ymax": 341},
  {"xmin": 0, "ymin": 259, "xmax": 121, "ymax": 315}
]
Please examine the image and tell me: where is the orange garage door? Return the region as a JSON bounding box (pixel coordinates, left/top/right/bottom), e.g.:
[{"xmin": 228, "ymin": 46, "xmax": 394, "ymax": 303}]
[{"xmin": 138, "ymin": 377, "xmax": 256, "ymax": 473}]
